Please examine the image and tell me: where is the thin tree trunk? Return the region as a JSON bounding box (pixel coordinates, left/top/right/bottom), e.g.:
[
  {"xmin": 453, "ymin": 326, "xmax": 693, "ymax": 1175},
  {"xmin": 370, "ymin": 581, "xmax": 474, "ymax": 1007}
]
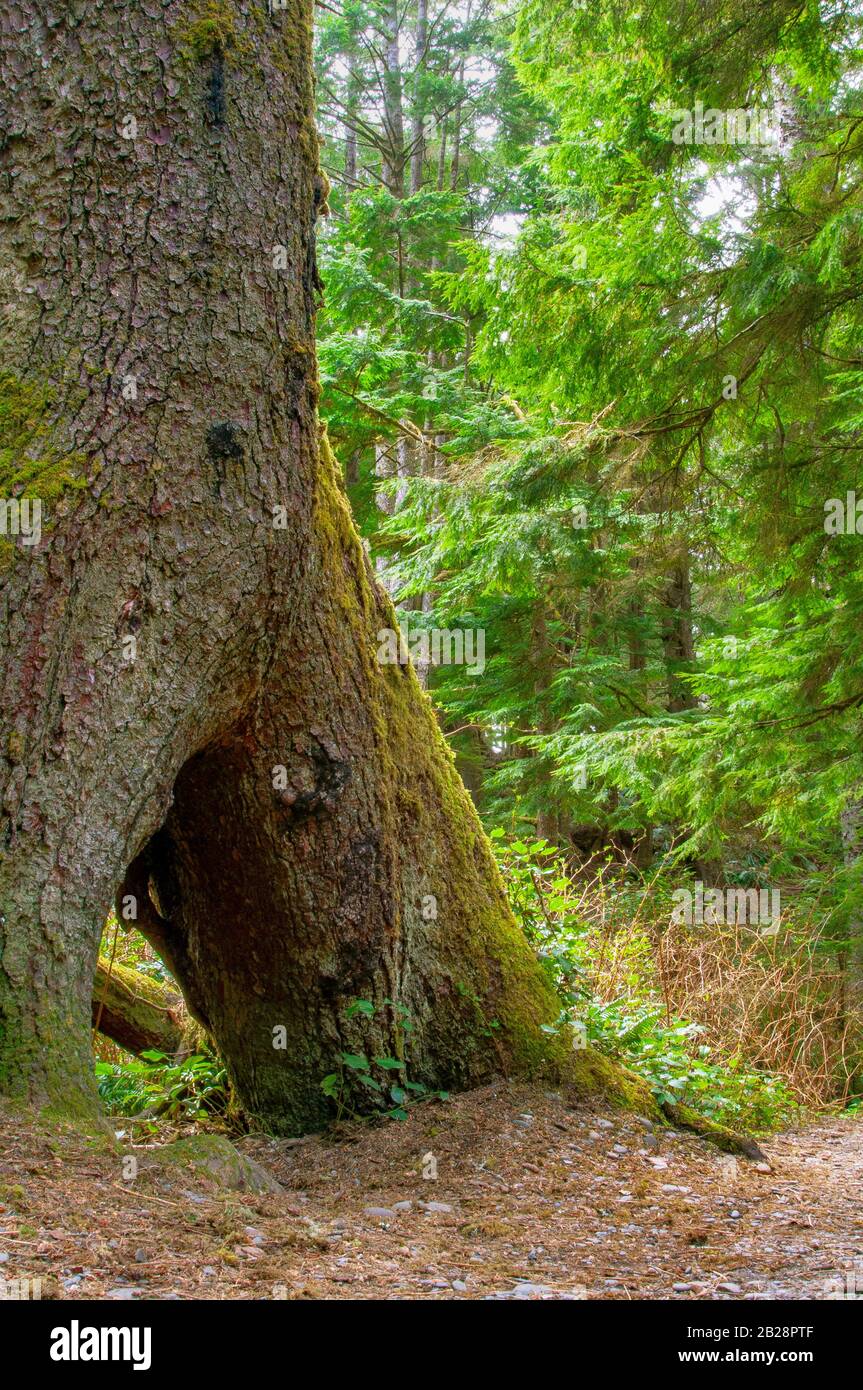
[
  {"xmin": 410, "ymin": 0, "xmax": 428, "ymax": 196},
  {"xmin": 661, "ymin": 555, "xmax": 716, "ymax": 879},
  {"xmin": 628, "ymin": 591, "xmax": 653, "ymax": 868},
  {"xmin": 344, "ymin": 52, "xmax": 359, "ymax": 195},
  {"xmin": 0, "ymin": 0, "xmax": 571, "ymax": 1132},
  {"xmin": 344, "ymin": 449, "xmax": 360, "ymax": 488},
  {"xmin": 661, "ymin": 559, "xmax": 697, "ymax": 713},
  {"xmin": 450, "ymin": 64, "xmax": 464, "ymax": 192},
  {"xmin": 374, "ymin": 440, "xmax": 397, "ymax": 596},
  {"xmin": 530, "ymin": 605, "xmax": 561, "ymax": 845},
  {"xmin": 436, "ymin": 116, "xmax": 448, "ymax": 191},
  {"xmin": 381, "ymin": 0, "xmax": 405, "ymax": 197}
]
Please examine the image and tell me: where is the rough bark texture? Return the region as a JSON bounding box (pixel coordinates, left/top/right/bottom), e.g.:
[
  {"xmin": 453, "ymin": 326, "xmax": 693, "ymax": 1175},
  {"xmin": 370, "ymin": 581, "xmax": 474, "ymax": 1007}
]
[
  {"xmin": 92, "ymin": 958, "xmax": 183, "ymax": 1057},
  {"xmin": 0, "ymin": 0, "xmax": 594, "ymax": 1133}
]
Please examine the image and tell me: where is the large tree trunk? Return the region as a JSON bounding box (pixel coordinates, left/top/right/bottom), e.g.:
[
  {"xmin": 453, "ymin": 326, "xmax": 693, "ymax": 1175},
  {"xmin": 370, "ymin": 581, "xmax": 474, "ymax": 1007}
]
[
  {"xmin": 0, "ymin": 0, "xmax": 573, "ymax": 1133},
  {"xmin": 344, "ymin": 50, "xmax": 359, "ymax": 197}
]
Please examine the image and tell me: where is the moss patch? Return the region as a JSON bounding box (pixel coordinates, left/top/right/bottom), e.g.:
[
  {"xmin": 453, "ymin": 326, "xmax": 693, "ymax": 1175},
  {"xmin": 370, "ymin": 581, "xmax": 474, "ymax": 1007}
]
[
  {"xmin": 175, "ymin": 2, "xmax": 249, "ymax": 62},
  {"xmin": 0, "ymin": 373, "xmax": 90, "ymax": 562},
  {"xmin": 146, "ymin": 1135, "xmax": 282, "ymax": 1193}
]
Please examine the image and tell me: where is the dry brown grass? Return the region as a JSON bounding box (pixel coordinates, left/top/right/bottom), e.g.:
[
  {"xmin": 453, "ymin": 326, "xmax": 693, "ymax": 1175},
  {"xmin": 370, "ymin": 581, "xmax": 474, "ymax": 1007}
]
[
  {"xmin": 658, "ymin": 918, "xmax": 859, "ymax": 1108},
  {"xmin": 576, "ymin": 872, "xmax": 861, "ymax": 1110}
]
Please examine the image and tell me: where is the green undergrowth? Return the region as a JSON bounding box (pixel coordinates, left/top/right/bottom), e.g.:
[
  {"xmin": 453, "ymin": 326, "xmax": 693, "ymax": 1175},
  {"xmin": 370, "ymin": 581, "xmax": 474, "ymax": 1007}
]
[
  {"xmin": 96, "ymin": 1049, "xmax": 231, "ymax": 1128},
  {"xmin": 493, "ymin": 832, "xmax": 799, "ymax": 1134},
  {"xmin": 92, "ymin": 828, "xmax": 798, "ymax": 1141}
]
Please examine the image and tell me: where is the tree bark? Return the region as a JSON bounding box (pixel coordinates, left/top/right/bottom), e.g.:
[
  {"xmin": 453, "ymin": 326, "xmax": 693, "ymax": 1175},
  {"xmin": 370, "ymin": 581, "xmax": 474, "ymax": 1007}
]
[
  {"xmin": 436, "ymin": 116, "xmax": 448, "ymax": 191},
  {"xmin": 92, "ymin": 959, "xmax": 183, "ymax": 1058},
  {"xmin": 0, "ymin": 0, "xmax": 572, "ymax": 1133}
]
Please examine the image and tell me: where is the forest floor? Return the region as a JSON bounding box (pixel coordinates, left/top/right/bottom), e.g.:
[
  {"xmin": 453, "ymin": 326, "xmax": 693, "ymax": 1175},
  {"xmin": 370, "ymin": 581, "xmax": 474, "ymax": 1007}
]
[{"xmin": 1, "ymin": 1082, "xmax": 861, "ymax": 1301}]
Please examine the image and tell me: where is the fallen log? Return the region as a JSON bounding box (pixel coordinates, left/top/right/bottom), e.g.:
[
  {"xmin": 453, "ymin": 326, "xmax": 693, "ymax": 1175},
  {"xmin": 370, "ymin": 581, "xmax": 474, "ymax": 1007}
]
[
  {"xmin": 661, "ymin": 1100, "xmax": 768, "ymax": 1161},
  {"xmin": 92, "ymin": 959, "xmax": 183, "ymax": 1058}
]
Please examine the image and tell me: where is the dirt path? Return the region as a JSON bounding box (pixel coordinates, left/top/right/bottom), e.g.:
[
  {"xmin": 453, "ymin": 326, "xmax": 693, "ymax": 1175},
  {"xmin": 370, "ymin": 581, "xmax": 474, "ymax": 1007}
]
[{"xmin": 1, "ymin": 1084, "xmax": 861, "ymax": 1300}]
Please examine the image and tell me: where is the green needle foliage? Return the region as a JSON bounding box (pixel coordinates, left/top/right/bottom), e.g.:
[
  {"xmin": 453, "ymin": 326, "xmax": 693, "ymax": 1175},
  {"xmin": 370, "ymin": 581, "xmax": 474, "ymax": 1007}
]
[{"xmin": 315, "ymin": 0, "xmax": 863, "ymax": 1108}]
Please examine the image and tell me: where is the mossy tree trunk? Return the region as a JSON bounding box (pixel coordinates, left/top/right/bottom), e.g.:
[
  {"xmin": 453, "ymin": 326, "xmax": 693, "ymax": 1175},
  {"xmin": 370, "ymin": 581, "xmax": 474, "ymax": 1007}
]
[
  {"xmin": 92, "ymin": 959, "xmax": 183, "ymax": 1058},
  {"xmin": 0, "ymin": 0, "xmax": 576, "ymax": 1133}
]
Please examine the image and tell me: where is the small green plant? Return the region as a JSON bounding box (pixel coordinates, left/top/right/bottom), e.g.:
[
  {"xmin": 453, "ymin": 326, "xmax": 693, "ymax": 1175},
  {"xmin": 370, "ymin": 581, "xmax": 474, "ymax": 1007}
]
[
  {"xmin": 454, "ymin": 980, "xmax": 501, "ymax": 1039},
  {"xmin": 320, "ymin": 998, "xmax": 448, "ymax": 1122},
  {"xmin": 580, "ymin": 996, "xmax": 796, "ymax": 1128},
  {"xmin": 490, "ymin": 830, "xmax": 591, "ymax": 1002}
]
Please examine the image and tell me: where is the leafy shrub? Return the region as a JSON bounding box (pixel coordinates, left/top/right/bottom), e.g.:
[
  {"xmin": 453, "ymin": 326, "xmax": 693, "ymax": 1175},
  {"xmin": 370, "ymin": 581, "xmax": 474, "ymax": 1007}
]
[
  {"xmin": 96, "ymin": 1051, "xmax": 230, "ymax": 1123},
  {"xmin": 95, "ymin": 1059, "xmax": 154, "ymax": 1115},
  {"xmin": 493, "ymin": 832, "xmax": 798, "ymax": 1131}
]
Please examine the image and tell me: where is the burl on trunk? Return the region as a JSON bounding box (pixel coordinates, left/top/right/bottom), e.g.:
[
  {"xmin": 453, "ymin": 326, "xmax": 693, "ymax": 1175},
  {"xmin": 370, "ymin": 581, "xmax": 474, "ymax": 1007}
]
[{"xmin": 0, "ymin": 0, "xmax": 580, "ymax": 1133}]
